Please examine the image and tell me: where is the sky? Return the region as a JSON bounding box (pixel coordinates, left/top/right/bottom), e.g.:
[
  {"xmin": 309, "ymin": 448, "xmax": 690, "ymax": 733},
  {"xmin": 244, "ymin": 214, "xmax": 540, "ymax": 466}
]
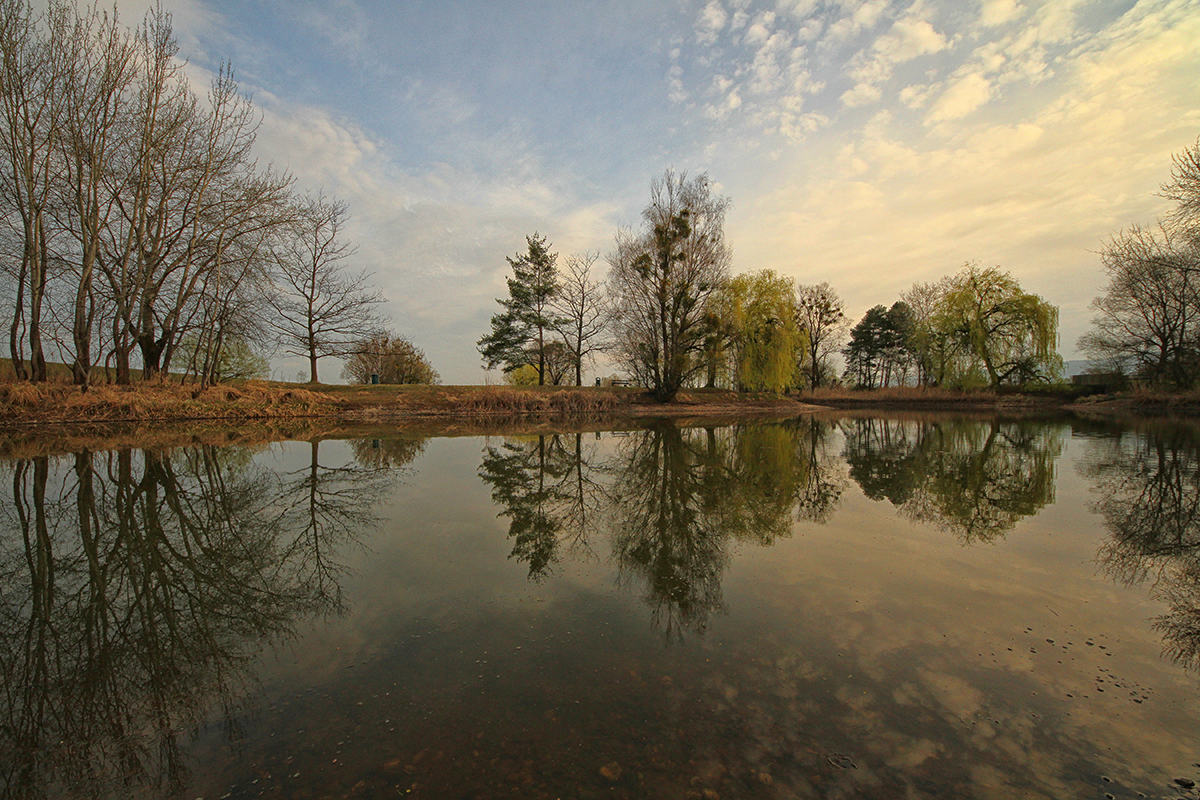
[{"xmin": 109, "ymin": 0, "xmax": 1200, "ymax": 383}]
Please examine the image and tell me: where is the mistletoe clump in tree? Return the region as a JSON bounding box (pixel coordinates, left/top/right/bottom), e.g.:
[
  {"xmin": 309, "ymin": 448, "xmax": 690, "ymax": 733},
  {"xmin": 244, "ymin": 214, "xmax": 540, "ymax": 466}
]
[{"xmin": 607, "ymin": 170, "xmax": 732, "ymax": 401}]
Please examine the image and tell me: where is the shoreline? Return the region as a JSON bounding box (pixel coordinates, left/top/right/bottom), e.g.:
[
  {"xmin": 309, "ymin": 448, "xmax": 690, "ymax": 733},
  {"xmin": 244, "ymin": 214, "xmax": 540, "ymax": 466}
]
[
  {"xmin": 0, "ymin": 382, "xmax": 1196, "ymax": 458},
  {"xmin": 0, "ymin": 380, "xmax": 1194, "ymax": 432}
]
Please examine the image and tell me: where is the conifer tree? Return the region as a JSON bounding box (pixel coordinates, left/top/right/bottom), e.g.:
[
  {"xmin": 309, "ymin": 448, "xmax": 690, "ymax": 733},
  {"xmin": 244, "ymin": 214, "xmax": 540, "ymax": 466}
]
[{"xmin": 478, "ymin": 233, "xmax": 561, "ymax": 384}]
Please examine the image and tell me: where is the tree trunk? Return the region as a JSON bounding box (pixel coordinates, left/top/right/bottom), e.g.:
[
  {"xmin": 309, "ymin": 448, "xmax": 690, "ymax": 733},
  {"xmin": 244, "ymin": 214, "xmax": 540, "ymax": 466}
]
[
  {"xmin": 71, "ymin": 274, "xmax": 93, "ymax": 388},
  {"xmin": 10, "ymin": 255, "xmax": 28, "ymax": 381},
  {"xmin": 537, "ymin": 325, "xmax": 545, "ymax": 385}
]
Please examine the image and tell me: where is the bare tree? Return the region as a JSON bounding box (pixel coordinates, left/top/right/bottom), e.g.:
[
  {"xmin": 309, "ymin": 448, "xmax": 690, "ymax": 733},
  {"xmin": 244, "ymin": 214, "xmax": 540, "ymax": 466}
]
[
  {"xmin": 266, "ymin": 193, "xmax": 382, "ymax": 383},
  {"xmin": 1162, "ymin": 136, "xmax": 1200, "ymax": 232},
  {"xmin": 58, "ymin": 5, "xmax": 135, "ymax": 388},
  {"xmin": 901, "ymin": 279, "xmax": 952, "ymax": 386},
  {"xmin": 0, "ymin": 1, "xmax": 364, "ymax": 393},
  {"xmin": 607, "ymin": 169, "xmax": 732, "ymax": 401},
  {"xmin": 794, "ymin": 282, "xmax": 848, "ymax": 389},
  {"xmin": 0, "ymin": 0, "xmax": 69, "ymax": 381},
  {"xmin": 552, "ymin": 251, "xmax": 606, "ymax": 386},
  {"xmin": 1079, "ymin": 222, "xmax": 1200, "ymax": 386},
  {"xmin": 182, "ymin": 214, "xmax": 282, "ymax": 389},
  {"xmin": 88, "ymin": 7, "xmax": 199, "ymax": 382}
]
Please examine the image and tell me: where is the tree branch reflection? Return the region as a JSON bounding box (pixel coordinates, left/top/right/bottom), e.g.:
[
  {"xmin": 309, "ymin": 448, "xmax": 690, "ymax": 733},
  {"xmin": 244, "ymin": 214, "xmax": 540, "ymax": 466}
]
[
  {"xmin": 478, "ymin": 433, "xmax": 605, "ymax": 580},
  {"xmin": 1084, "ymin": 423, "xmax": 1200, "ymax": 670},
  {"xmin": 479, "ymin": 420, "xmax": 844, "ymax": 637},
  {"xmin": 843, "ymin": 417, "xmax": 1061, "ymax": 543},
  {"xmin": 0, "ymin": 437, "xmax": 421, "ymax": 798}
]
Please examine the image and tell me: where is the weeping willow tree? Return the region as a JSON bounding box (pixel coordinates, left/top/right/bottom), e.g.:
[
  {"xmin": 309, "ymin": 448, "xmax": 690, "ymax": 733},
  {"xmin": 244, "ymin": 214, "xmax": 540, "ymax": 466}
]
[
  {"xmin": 715, "ymin": 270, "xmax": 804, "ymax": 392},
  {"xmin": 931, "ymin": 263, "xmax": 1061, "ymax": 388}
]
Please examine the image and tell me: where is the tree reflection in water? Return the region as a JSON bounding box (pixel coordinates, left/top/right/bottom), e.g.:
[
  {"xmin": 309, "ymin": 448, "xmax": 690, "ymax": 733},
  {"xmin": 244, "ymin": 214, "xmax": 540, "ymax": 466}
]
[
  {"xmin": 843, "ymin": 416, "xmax": 1061, "ymax": 543},
  {"xmin": 478, "ymin": 433, "xmax": 606, "ymax": 580},
  {"xmin": 609, "ymin": 424, "xmax": 734, "ymax": 636},
  {"xmin": 0, "ymin": 438, "xmax": 419, "ymax": 798},
  {"xmin": 479, "ymin": 419, "xmax": 844, "ymax": 636},
  {"xmin": 1084, "ymin": 421, "xmax": 1200, "ymax": 671}
]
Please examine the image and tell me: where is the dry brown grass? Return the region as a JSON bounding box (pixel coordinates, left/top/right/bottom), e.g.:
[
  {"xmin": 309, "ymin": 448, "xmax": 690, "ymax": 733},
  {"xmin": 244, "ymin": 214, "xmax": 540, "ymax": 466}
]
[
  {"xmin": 453, "ymin": 387, "xmax": 622, "ymax": 415},
  {"xmin": 359, "ymin": 384, "xmax": 631, "ymax": 417},
  {"xmin": 801, "ymin": 385, "xmax": 1000, "ymax": 404},
  {"xmin": 0, "ymin": 378, "xmax": 1090, "ymax": 427},
  {"xmin": 1069, "ymin": 386, "xmax": 1200, "ymax": 415},
  {"xmin": 0, "ymin": 381, "xmax": 646, "ymax": 426},
  {"xmin": 0, "ymin": 381, "xmax": 342, "ymax": 424},
  {"xmin": 1128, "ymin": 386, "xmax": 1200, "ymax": 405}
]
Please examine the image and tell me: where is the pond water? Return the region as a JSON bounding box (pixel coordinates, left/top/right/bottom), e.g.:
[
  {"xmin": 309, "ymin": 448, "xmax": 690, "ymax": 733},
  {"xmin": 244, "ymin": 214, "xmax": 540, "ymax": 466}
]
[{"xmin": 4, "ymin": 414, "xmax": 1200, "ymax": 799}]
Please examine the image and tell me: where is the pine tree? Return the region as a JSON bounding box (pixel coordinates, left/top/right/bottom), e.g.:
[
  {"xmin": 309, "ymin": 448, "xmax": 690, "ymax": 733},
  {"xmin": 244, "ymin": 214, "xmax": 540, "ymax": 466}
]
[{"xmin": 478, "ymin": 233, "xmax": 561, "ymax": 384}]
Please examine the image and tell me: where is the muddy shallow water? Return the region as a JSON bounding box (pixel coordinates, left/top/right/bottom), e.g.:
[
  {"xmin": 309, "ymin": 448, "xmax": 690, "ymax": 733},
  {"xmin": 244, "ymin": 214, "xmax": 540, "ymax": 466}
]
[{"xmin": 4, "ymin": 414, "xmax": 1200, "ymax": 799}]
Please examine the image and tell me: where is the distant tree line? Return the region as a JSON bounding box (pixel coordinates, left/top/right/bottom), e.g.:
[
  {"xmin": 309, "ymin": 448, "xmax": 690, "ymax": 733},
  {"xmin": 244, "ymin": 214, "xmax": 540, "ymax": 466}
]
[
  {"xmin": 480, "ymin": 168, "xmax": 1062, "ymax": 397},
  {"xmin": 0, "ymin": 1, "xmax": 423, "ymax": 388},
  {"xmin": 1079, "ymin": 137, "xmax": 1200, "ymax": 388}
]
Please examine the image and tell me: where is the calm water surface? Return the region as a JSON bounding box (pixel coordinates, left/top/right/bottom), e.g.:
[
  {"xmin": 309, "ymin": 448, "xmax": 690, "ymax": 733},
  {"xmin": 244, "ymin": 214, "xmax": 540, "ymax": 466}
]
[{"xmin": 4, "ymin": 414, "xmax": 1200, "ymax": 799}]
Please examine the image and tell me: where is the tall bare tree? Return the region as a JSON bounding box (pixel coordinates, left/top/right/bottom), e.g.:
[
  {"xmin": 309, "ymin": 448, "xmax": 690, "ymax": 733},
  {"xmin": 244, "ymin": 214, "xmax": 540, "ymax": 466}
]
[
  {"xmin": 1079, "ymin": 223, "xmax": 1200, "ymax": 386},
  {"xmin": 0, "ymin": 0, "xmax": 69, "ymax": 381},
  {"xmin": 608, "ymin": 169, "xmax": 732, "ymax": 401},
  {"xmin": 901, "ymin": 278, "xmax": 952, "ymax": 386},
  {"xmin": 552, "ymin": 251, "xmax": 606, "ymax": 386},
  {"xmin": 58, "ymin": 5, "xmax": 135, "ymax": 388},
  {"xmin": 266, "ymin": 193, "xmax": 382, "ymax": 383},
  {"xmin": 1080, "ymin": 138, "xmax": 1200, "ymax": 388},
  {"xmin": 0, "ymin": 2, "xmax": 382, "ymax": 390},
  {"xmin": 794, "ymin": 282, "xmax": 847, "ymax": 389},
  {"xmin": 1163, "ymin": 136, "xmax": 1200, "ymax": 232}
]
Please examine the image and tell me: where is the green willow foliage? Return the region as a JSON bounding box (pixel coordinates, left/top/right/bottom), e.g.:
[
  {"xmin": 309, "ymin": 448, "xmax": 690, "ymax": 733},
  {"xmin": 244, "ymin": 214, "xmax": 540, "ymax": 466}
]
[
  {"xmin": 842, "ymin": 417, "xmax": 1062, "ymax": 543},
  {"xmin": 926, "ymin": 264, "xmax": 1061, "ymax": 388},
  {"xmin": 714, "ymin": 270, "xmax": 803, "ymax": 393}
]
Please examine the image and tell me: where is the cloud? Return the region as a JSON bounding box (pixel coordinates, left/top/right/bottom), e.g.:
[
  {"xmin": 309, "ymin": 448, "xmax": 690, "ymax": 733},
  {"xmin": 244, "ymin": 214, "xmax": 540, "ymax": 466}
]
[
  {"xmin": 743, "ymin": 11, "xmax": 776, "ymax": 46},
  {"xmin": 846, "ymin": 12, "xmax": 950, "ymax": 86},
  {"xmin": 979, "ymin": 0, "xmax": 1024, "ymax": 27},
  {"xmin": 696, "ymin": 0, "xmax": 729, "ymax": 45},
  {"xmin": 878, "ymin": 17, "xmax": 950, "ymax": 62},
  {"xmin": 842, "ymin": 81, "xmax": 882, "ymax": 107},
  {"xmin": 746, "ymin": 30, "xmax": 795, "ymax": 94},
  {"xmin": 927, "ymin": 72, "xmax": 992, "ymax": 122},
  {"xmin": 668, "ymin": 62, "xmax": 689, "ymax": 104},
  {"xmin": 775, "ymin": 0, "xmax": 819, "ymax": 19},
  {"xmin": 822, "ymin": 0, "xmax": 889, "ymax": 46}
]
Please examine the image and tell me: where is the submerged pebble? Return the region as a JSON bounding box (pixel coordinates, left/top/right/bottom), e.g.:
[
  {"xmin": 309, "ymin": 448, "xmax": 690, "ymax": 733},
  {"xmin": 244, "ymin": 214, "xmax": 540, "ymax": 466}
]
[{"xmin": 599, "ymin": 762, "xmax": 622, "ymax": 781}]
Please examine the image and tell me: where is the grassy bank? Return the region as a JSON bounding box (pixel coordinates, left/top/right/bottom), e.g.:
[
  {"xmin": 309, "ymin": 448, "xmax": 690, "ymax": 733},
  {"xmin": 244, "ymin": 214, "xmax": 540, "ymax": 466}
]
[
  {"xmin": 3, "ymin": 378, "xmax": 1187, "ymax": 429},
  {"xmin": 797, "ymin": 385, "xmax": 1078, "ymax": 409},
  {"xmin": 0, "ymin": 381, "xmax": 809, "ymax": 426}
]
